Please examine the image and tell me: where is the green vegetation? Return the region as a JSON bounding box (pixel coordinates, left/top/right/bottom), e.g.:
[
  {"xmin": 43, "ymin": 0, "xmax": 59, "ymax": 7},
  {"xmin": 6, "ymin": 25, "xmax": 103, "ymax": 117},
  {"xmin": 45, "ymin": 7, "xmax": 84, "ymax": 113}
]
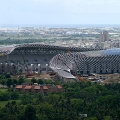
[
  {"xmin": 0, "ymin": 74, "xmax": 120, "ymax": 119},
  {"xmin": 0, "ymin": 89, "xmax": 8, "ymax": 92},
  {"xmin": 0, "ymin": 99, "xmax": 21, "ymax": 107}
]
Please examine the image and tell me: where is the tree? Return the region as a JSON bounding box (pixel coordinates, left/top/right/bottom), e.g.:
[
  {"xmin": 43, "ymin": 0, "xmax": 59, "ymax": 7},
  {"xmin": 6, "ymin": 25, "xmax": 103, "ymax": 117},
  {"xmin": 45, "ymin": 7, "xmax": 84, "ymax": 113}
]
[
  {"xmin": 18, "ymin": 78, "xmax": 24, "ymax": 85},
  {"xmin": 0, "ymin": 79, "xmax": 6, "ymax": 87},
  {"xmin": 71, "ymin": 98, "xmax": 84, "ymax": 116},
  {"xmin": 103, "ymin": 116, "xmax": 112, "ymax": 120},
  {"xmin": 89, "ymin": 117, "xmax": 98, "ymax": 120},
  {"xmin": 10, "ymin": 92, "xmax": 19, "ymax": 100},
  {"xmin": 25, "ymin": 104, "xmax": 37, "ymax": 120},
  {"xmin": 37, "ymin": 79, "xmax": 44, "ymax": 84},
  {"xmin": 13, "ymin": 79, "xmax": 18, "ymax": 85},
  {"xmin": 5, "ymin": 74, "xmax": 11, "ymax": 78},
  {"xmin": 6, "ymin": 78, "xmax": 12, "ymax": 88},
  {"xmin": 31, "ymin": 78, "xmax": 37, "ymax": 84},
  {"xmin": 21, "ymin": 93, "xmax": 33, "ymax": 105},
  {"xmin": 36, "ymin": 93, "xmax": 43, "ymax": 104}
]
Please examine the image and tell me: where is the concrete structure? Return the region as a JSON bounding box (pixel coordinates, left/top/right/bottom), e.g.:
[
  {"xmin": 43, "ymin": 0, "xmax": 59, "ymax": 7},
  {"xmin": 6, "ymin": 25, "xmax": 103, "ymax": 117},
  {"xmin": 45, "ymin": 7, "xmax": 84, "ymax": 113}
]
[{"xmin": 49, "ymin": 48, "xmax": 120, "ymax": 79}]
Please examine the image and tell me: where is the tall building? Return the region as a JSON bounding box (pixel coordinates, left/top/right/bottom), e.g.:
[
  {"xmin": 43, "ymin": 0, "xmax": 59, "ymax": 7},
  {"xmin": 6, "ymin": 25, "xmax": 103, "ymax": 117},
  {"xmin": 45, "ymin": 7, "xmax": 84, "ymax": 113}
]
[{"xmin": 99, "ymin": 31, "xmax": 109, "ymax": 43}]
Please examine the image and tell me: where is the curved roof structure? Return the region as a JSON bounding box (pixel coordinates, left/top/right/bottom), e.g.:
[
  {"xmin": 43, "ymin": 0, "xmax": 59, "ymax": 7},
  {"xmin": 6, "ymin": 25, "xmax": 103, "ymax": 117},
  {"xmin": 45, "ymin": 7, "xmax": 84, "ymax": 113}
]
[
  {"xmin": 0, "ymin": 43, "xmax": 102, "ymax": 55},
  {"xmin": 49, "ymin": 48, "xmax": 120, "ymax": 79},
  {"xmin": 82, "ymin": 48, "xmax": 120, "ymax": 57},
  {"xmin": 0, "ymin": 45, "xmax": 15, "ymax": 54}
]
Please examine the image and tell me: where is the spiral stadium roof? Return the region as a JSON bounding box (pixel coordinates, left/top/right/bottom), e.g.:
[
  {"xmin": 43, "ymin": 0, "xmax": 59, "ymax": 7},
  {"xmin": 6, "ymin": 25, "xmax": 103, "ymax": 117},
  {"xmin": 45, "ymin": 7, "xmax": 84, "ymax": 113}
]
[{"xmin": 49, "ymin": 48, "xmax": 120, "ymax": 79}]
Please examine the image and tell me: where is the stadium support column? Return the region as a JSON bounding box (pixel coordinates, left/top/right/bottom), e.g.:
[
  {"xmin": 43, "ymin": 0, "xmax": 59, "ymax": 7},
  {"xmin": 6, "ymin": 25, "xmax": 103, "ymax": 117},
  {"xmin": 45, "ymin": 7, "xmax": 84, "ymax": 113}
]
[
  {"xmin": 0, "ymin": 63, "xmax": 2, "ymax": 73},
  {"xmin": 17, "ymin": 62, "xmax": 19, "ymax": 74},
  {"xmin": 5, "ymin": 63, "xmax": 8, "ymax": 73},
  {"xmin": 38, "ymin": 64, "xmax": 41, "ymax": 74},
  {"xmin": 10, "ymin": 63, "xmax": 13, "ymax": 74},
  {"xmin": 7, "ymin": 55, "xmax": 9, "ymax": 62},
  {"xmin": 31, "ymin": 64, "xmax": 33, "ymax": 74},
  {"xmin": 46, "ymin": 64, "xmax": 48, "ymax": 74},
  {"xmin": 23, "ymin": 64, "xmax": 26, "ymax": 74}
]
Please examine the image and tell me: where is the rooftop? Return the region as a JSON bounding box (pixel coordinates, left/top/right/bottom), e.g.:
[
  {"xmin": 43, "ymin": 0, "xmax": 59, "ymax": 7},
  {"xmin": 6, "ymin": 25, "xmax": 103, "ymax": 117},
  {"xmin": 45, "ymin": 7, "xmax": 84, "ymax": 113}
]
[
  {"xmin": 24, "ymin": 86, "xmax": 32, "ymax": 89},
  {"xmin": 34, "ymin": 86, "xmax": 40, "ymax": 90},
  {"xmin": 15, "ymin": 85, "xmax": 22, "ymax": 89},
  {"xmin": 43, "ymin": 86, "xmax": 48, "ymax": 90},
  {"xmin": 57, "ymin": 85, "xmax": 62, "ymax": 89}
]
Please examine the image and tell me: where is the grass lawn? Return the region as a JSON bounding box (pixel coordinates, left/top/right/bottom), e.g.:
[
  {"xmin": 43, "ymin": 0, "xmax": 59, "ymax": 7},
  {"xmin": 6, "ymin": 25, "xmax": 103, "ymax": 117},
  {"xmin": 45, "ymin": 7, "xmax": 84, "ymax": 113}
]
[
  {"xmin": 0, "ymin": 88, "xmax": 8, "ymax": 92},
  {"xmin": 0, "ymin": 100, "xmax": 21, "ymax": 107}
]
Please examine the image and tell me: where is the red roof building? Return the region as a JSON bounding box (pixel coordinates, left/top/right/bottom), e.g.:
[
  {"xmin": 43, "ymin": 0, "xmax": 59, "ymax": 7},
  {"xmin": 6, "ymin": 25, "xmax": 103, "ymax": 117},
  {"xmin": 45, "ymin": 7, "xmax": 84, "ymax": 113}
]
[
  {"xmin": 15, "ymin": 84, "xmax": 65, "ymax": 93},
  {"xmin": 24, "ymin": 86, "xmax": 32, "ymax": 92}
]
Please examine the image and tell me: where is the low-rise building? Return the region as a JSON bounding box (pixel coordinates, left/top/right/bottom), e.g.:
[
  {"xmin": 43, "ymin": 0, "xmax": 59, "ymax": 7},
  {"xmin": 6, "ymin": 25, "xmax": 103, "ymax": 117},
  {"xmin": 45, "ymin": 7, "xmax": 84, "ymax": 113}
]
[{"xmin": 15, "ymin": 84, "xmax": 65, "ymax": 93}]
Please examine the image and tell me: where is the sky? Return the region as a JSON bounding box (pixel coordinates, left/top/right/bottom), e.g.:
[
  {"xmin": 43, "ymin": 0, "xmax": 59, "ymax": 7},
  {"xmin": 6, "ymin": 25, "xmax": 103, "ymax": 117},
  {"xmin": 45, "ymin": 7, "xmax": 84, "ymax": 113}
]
[{"xmin": 0, "ymin": 0, "xmax": 120, "ymax": 26}]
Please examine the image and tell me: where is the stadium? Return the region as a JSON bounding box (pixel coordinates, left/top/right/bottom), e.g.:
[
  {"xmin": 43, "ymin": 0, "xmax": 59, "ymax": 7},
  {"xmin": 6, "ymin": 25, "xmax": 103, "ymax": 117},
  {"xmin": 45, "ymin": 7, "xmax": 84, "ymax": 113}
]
[
  {"xmin": 0, "ymin": 43, "xmax": 100, "ymax": 76},
  {"xmin": 49, "ymin": 48, "xmax": 120, "ymax": 79}
]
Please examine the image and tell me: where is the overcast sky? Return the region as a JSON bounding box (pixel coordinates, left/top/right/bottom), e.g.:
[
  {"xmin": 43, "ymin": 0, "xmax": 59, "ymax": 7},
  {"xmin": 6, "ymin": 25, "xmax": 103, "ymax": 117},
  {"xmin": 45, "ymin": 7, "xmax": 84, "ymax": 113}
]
[{"xmin": 0, "ymin": 0, "xmax": 120, "ymax": 26}]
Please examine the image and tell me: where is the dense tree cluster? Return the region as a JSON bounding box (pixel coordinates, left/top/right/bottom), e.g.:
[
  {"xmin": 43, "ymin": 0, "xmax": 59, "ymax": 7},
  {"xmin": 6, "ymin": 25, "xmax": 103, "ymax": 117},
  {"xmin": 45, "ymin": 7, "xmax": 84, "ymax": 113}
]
[
  {"xmin": 0, "ymin": 74, "xmax": 25, "ymax": 88},
  {"xmin": 0, "ymin": 74, "xmax": 60, "ymax": 88},
  {"xmin": 0, "ymin": 75, "xmax": 120, "ymax": 119}
]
